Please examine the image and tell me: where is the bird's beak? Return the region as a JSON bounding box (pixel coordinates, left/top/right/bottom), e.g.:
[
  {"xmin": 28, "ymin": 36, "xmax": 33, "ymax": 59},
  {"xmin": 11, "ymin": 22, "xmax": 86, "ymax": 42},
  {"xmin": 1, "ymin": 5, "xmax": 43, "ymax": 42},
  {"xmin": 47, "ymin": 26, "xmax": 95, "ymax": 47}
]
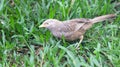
[{"xmin": 39, "ymin": 24, "xmax": 46, "ymax": 28}]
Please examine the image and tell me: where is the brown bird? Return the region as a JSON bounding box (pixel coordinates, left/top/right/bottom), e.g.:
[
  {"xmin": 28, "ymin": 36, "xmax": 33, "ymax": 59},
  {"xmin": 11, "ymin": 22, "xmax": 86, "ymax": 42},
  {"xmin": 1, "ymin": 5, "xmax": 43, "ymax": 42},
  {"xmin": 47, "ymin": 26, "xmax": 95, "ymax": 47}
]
[{"xmin": 39, "ymin": 14, "xmax": 116, "ymax": 48}]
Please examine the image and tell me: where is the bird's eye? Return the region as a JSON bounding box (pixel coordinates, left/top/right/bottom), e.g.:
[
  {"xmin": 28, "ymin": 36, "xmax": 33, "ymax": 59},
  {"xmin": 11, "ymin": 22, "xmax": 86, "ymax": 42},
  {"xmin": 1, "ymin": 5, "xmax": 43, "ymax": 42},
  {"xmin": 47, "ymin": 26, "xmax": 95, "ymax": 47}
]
[{"xmin": 45, "ymin": 22, "xmax": 49, "ymax": 24}]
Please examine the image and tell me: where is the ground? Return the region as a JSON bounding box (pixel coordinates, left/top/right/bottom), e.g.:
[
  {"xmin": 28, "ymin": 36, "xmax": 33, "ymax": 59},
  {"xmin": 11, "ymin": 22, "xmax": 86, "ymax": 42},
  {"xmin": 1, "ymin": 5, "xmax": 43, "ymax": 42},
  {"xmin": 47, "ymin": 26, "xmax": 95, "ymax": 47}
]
[{"xmin": 0, "ymin": 0, "xmax": 120, "ymax": 67}]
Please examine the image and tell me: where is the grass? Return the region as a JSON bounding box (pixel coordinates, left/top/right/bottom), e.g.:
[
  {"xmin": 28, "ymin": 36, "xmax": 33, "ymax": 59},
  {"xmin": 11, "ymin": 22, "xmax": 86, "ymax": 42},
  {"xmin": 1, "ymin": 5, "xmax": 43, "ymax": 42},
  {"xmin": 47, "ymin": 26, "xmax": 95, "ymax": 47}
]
[{"xmin": 0, "ymin": 0, "xmax": 120, "ymax": 67}]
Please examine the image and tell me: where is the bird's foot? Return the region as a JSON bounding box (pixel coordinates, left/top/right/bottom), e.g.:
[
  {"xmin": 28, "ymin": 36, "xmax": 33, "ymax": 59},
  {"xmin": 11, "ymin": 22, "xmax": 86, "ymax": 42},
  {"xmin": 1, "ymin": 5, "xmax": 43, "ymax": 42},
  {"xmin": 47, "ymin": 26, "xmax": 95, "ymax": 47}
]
[{"xmin": 75, "ymin": 43, "xmax": 80, "ymax": 50}]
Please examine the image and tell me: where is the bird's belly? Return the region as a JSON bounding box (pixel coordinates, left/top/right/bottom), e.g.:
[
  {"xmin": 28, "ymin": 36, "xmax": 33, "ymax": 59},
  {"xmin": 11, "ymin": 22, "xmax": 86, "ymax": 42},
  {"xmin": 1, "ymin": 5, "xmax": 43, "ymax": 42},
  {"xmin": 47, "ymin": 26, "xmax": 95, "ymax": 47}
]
[
  {"xmin": 52, "ymin": 32, "xmax": 71, "ymax": 38},
  {"xmin": 65, "ymin": 33, "xmax": 80, "ymax": 41},
  {"xmin": 52, "ymin": 32, "xmax": 80, "ymax": 41}
]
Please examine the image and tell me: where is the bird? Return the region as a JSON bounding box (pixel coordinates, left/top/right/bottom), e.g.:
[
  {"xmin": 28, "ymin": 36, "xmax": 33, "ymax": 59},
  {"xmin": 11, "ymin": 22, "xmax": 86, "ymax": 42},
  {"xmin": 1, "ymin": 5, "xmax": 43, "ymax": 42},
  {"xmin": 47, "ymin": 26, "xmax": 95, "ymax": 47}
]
[{"xmin": 39, "ymin": 14, "xmax": 116, "ymax": 48}]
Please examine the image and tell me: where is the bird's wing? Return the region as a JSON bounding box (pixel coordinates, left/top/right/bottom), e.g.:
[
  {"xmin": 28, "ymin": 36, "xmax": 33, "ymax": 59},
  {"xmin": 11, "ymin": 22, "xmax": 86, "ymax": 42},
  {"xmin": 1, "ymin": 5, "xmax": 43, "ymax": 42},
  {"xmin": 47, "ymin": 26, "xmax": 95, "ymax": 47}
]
[{"xmin": 59, "ymin": 18, "xmax": 90, "ymax": 32}]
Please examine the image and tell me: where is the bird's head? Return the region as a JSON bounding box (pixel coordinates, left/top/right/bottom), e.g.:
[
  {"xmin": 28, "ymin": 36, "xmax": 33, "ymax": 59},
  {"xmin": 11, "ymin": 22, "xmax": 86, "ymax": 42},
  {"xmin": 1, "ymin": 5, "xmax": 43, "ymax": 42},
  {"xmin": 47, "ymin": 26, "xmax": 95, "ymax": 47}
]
[{"xmin": 39, "ymin": 19, "xmax": 61, "ymax": 30}]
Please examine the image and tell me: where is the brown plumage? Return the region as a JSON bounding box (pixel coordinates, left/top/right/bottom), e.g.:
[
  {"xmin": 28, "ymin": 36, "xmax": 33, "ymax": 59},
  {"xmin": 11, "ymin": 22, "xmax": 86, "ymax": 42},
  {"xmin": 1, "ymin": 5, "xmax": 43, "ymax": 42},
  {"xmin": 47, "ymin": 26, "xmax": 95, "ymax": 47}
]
[{"xmin": 39, "ymin": 14, "xmax": 116, "ymax": 48}]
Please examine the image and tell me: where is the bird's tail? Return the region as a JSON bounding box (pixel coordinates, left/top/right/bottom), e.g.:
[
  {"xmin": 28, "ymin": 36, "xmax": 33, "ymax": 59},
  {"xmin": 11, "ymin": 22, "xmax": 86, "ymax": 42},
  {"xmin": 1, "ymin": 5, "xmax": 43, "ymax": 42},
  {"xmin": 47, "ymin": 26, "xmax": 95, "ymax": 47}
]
[{"xmin": 91, "ymin": 14, "xmax": 116, "ymax": 23}]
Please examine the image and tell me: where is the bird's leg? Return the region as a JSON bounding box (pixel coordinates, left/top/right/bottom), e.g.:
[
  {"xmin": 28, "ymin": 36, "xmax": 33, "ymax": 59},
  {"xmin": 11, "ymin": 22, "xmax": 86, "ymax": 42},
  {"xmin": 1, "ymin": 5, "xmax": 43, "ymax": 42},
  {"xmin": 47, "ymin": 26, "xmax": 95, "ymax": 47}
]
[{"xmin": 76, "ymin": 35, "xmax": 83, "ymax": 49}]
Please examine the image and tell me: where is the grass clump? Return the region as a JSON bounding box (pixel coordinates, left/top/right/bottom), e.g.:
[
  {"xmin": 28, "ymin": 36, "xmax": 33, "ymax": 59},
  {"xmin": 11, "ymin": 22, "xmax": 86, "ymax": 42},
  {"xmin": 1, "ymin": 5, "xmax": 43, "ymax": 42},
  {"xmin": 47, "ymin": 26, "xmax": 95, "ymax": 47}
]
[{"xmin": 0, "ymin": 0, "xmax": 120, "ymax": 67}]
